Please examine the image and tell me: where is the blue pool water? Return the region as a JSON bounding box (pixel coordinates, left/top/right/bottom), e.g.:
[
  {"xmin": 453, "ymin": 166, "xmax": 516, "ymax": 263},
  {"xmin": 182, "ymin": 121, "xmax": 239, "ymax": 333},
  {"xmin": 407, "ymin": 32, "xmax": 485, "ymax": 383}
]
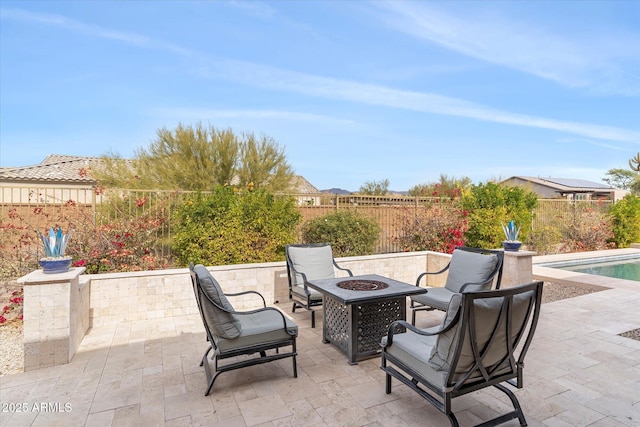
[{"xmin": 546, "ymin": 256, "xmax": 640, "ymax": 282}]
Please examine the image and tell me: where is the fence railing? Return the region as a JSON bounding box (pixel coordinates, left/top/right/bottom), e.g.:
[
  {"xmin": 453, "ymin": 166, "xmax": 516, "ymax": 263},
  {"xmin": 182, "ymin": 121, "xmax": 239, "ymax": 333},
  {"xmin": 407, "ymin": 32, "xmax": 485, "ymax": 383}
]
[{"xmin": 1, "ymin": 187, "xmax": 614, "ymax": 279}]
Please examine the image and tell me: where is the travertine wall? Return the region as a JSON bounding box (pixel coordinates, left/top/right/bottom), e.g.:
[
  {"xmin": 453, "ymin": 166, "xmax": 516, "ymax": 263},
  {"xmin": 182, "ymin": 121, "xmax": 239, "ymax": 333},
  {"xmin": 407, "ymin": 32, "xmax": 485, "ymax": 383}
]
[
  {"xmin": 20, "ymin": 250, "xmax": 537, "ymax": 371},
  {"xmin": 20, "ymin": 267, "xmax": 88, "ymax": 371},
  {"xmin": 86, "ymin": 252, "xmax": 435, "ymax": 327}
]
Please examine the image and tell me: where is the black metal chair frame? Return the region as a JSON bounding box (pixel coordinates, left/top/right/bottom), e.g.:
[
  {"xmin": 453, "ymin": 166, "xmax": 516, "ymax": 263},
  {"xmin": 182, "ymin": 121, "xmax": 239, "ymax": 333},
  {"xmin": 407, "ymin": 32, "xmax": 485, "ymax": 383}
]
[
  {"xmin": 382, "ymin": 281, "xmax": 544, "ymax": 427},
  {"xmin": 190, "ymin": 264, "xmax": 298, "ymax": 396},
  {"xmin": 285, "ymin": 243, "xmax": 353, "ymax": 328},
  {"xmin": 411, "ymin": 246, "xmax": 505, "ymax": 325}
]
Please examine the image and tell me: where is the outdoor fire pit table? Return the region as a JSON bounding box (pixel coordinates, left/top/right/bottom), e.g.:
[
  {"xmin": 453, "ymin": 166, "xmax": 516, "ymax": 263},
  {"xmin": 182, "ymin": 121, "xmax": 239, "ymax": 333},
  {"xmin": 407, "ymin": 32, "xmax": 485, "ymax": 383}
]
[{"xmin": 306, "ymin": 274, "xmax": 427, "ymax": 364}]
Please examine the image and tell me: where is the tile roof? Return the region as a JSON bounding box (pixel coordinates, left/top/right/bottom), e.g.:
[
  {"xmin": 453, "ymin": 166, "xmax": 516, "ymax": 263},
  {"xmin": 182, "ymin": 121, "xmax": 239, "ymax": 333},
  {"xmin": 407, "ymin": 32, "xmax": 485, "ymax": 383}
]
[
  {"xmin": 1, "ymin": 155, "xmax": 320, "ymax": 193},
  {"xmin": 0, "ymin": 155, "xmax": 100, "ymax": 184},
  {"xmin": 291, "ymin": 175, "xmax": 319, "ymax": 194}
]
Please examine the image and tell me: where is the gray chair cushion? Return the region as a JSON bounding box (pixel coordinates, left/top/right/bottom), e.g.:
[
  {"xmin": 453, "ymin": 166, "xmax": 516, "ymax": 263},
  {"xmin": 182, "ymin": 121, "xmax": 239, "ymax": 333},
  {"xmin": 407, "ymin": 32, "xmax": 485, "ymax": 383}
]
[
  {"xmin": 428, "ymin": 293, "xmax": 463, "ymax": 371},
  {"xmin": 383, "ymin": 331, "xmax": 446, "ymax": 388},
  {"xmin": 194, "ymin": 264, "xmax": 242, "ymax": 339},
  {"xmin": 411, "ymin": 287, "xmax": 456, "ymax": 312},
  {"xmin": 445, "ymin": 249, "xmax": 498, "ymax": 293},
  {"xmin": 429, "ymin": 290, "xmax": 534, "ymax": 377},
  {"xmin": 290, "ymin": 284, "xmax": 323, "ymax": 301},
  {"xmin": 287, "ymin": 245, "xmax": 336, "ymax": 286},
  {"xmin": 450, "ymin": 291, "xmax": 535, "ymax": 380},
  {"xmin": 215, "ymin": 309, "xmax": 298, "ymax": 354}
]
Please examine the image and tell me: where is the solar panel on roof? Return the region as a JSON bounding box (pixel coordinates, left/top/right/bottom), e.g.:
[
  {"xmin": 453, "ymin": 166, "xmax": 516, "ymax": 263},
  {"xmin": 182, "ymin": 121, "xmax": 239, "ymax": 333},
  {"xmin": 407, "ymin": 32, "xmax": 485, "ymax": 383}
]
[{"xmin": 543, "ymin": 178, "xmax": 610, "ymax": 189}]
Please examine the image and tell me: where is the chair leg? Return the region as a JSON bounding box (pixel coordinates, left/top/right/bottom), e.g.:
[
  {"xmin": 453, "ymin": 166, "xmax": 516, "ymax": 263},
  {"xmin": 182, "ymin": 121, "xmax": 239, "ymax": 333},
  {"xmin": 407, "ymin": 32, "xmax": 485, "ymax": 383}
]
[
  {"xmin": 292, "ymin": 340, "xmax": 298, "ymax": 378},
  {"xmin": 493, "ymin": 383, "xmax": 528, "ymax": 426},
  {"xmin": 445, "ymin": 413, "xmax": 460, "ymax": 427},
  {"xmin": 311, "ymin": 309, "xmax": 315, "ymax": 328},
  {"xmin": 382, "ymin": 355, "xmax": 392, "ymax": 394},
  {"xmin": 292, "ymin": 302, "xmax": 297, "ymax": 313},
  {"xmin": 411, "ymin": 308, "xmax": 416, "ymax": 326}
]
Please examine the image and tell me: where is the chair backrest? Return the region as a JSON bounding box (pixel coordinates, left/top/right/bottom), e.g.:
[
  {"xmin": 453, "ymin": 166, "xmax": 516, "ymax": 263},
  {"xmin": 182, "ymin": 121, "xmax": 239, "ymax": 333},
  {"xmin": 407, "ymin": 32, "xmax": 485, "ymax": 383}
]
[
  {"xmin": 189, "ymin": 264, "xmax": 242, "ymax": 339},
  {"xmin": 428, "ymin": 281, "xmax": 543, "ymax": 391},
  {"xmin": 285, "ymin": 243, "xmax": 336, "ymax": 286},
  {"xmin": 444, "ymin": 247, "xmax": 504, "ymax": 293}
]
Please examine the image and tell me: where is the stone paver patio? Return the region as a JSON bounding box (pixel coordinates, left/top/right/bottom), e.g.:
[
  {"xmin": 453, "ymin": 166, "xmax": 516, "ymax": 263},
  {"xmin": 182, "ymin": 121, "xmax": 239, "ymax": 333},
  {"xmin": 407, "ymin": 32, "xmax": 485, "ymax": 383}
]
[{"xmin": 2, "ymin": 279, "xmax": 640, "ymax": 427}]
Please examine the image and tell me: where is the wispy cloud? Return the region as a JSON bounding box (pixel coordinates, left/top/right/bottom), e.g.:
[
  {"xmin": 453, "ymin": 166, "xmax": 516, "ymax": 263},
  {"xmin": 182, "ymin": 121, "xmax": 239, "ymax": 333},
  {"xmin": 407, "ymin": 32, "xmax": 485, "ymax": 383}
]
[
  {"xmin": 0, "ymin": 8, "xmax": 192, "ymax": 55},
  {"xmin": 225, "ymin": 0, "xmax": 277, "ymax": 19},
  {"xmin": 556, "ymin": 137, "xmax": 628, "ymax": 151},
  {"xmin": 202, "ymin": 59, "xmax": 640, "ymax": 142},
  {"xmin": 4, "ymin": 7, "xmax": 638, "ymax": 144},
  {"xmin": 370, "ymin": 1, "xmax": 640, "ymax": 96},
  {"xmin": 150, "ymin": 108, "xmax": 355, "ymax": 125}
]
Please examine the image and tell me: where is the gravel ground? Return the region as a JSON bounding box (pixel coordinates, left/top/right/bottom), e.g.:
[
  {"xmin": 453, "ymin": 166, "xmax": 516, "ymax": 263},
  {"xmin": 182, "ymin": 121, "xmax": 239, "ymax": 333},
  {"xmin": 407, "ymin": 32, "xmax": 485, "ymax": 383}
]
[
  {"xmin": 0, "ymin": 281, "xmax": 637, "ymax": 377},
  {"xmin": 0, "ymin": 321, "xmax": 23, "ymax": 377}
]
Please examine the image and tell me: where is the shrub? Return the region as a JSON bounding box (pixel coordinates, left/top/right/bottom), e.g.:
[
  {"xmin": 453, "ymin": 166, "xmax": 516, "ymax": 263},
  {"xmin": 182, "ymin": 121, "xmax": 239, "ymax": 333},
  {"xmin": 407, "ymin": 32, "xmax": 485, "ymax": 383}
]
[
  {"xmin": 560, "ymin": 208, "xmax": 614, "ymax": 252},
  {"xmin": 172, "ymin": 185, "xmax": 301, "ymax": 266},
  {"xmin": 301, "ymin": 210, "xmax": 380, "ymax": 257},
  {"xmin": 68, "ymin": 213, "xmax": 170, "ymax": 273},
  {"xmin": 608, "ymin": 194, "xmax": 640, "ymax": 247},
  {"xmin": 0, "ymin": 288, "xmax": 23, "ymax": 324},
  {"xmin": 0, "ymin": 195, "xmax": 170, "ymax": 278},
  {"xmin": 526, "ymin": 226, "xmax": 563, "ymax": 255},
  {"xmin": 461, "ymin": 182, "xmax": 537, "ymax": 248},
  {"xmin": 394, "ymin": 201, "xmax": 468, "ymax": 254}
]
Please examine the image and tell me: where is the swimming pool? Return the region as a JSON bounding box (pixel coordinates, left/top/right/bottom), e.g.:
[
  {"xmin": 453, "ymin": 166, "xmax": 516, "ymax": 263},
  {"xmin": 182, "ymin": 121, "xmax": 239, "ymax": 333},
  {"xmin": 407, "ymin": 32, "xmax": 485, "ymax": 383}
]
[{"xmin": 540, "ymin": 255, "xmax": 640, "ymax": 282}]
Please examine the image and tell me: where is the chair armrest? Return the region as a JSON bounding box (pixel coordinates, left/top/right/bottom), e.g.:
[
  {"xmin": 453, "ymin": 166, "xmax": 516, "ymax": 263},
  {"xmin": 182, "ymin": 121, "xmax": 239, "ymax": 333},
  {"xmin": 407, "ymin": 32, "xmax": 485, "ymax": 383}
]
[
  {"xmin": 383, "ymin": 311, "xmax": 460, "ymax": 347},
  {"xmin": 233, "ymin": 306, "xmax": 297, "ymax": 335},
  {"xmin": 333, "ymin": 260, "xmax": 354, "ymax": 277},
  {"xmin": 225, "ymin": 290, "xmax": 267, "ymax": 308},
  {"xmin": 458, "ymin": 277, "xmax": 495, "ymax": 293},
  {"xmin": 415, "ymin": 263, "xmax": 451, "ymax": 286}
]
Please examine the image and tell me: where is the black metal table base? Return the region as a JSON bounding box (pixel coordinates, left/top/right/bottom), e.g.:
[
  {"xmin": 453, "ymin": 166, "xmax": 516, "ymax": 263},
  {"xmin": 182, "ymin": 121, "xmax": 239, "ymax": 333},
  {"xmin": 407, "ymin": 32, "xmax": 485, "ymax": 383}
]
[{"xmin": 323, "ymin": 295, "xmax": 405, "ymax": 364}]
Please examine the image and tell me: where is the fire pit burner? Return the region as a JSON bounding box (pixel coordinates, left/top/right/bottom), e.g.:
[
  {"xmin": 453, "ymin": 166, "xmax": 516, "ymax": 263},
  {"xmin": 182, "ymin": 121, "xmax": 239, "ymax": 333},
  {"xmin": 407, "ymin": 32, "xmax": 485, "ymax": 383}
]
[{"xmin": 337, "ymin": 279, "xmax": 389, "ymax": 291}]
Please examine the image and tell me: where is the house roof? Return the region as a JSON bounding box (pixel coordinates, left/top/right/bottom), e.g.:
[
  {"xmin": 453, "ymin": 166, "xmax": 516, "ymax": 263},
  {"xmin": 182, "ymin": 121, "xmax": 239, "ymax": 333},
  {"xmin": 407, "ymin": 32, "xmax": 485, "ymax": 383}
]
[
  {"xmin": 504, "ymin": 176, "xmax": 614, "ymax": 193},
  {"xmin": 291, "ymin": 175, "xmax": 319, "ymax": 194},
  {"xmin": 0, "ymin": 154, "xmax": 100, "ymax": 184},
  {"xmin": 0, "ymin": 154, "xmax": 319, "ymax": 193}
]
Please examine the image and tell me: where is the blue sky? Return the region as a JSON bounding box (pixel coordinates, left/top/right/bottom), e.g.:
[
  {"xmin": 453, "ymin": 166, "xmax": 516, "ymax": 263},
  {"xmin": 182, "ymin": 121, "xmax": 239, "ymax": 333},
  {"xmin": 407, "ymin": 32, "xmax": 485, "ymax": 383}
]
[{"xmin": 1, "ymin": 1, "xmax": 639, "ymax": 192}]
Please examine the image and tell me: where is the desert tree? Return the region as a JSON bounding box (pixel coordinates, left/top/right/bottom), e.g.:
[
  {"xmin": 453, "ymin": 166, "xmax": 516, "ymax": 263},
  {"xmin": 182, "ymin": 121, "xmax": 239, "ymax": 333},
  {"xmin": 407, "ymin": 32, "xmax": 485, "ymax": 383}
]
[
  {"xmin": 603, "ymin": 153, "xmax": 640, "ymax": 194},
  {"xmin": 358, "ymin": 179, "xmax": 390, "ymax": 195},
  {"xmin": 92, "ymin": 123, "xmax": 295, "ymax": 192}
]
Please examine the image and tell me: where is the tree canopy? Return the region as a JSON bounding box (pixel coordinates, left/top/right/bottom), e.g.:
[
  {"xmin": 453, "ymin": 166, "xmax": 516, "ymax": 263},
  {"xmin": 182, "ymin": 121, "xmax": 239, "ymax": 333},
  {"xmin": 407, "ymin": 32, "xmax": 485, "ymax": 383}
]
[
  {"xmin": 408, "ymin": 174, "xmax": 472, "ymax": 198},
  {"xmin": 603, "ymin": 168, "xmax": 637, "ymax": 190},
  {"xmin": 358, "ymin": 179, "xmax": 390, "ymax": 195},
  {"xmin": 92, "ymin": 123, "xmax": 295, "ymax": 192},
  {"xmin": 603, "ymin": 152, "xmax": 640, "ymax": 194}
]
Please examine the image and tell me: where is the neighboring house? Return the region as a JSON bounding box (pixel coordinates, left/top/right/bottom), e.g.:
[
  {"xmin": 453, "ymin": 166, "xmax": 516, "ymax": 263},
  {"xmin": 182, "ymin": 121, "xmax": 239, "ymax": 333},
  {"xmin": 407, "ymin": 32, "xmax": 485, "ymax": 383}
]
[
  {"xmin": 0, "ymin": 154, "xmax": 320, "ymax": 204},
  {"xmin": 0, "ymin": 154, "xmax": 98, "ymax": 188},
  {"xmin": 501, "ymin": 176, "xmax": 625, "ymax": 201},
  {"xmin": 289, "ymin": 175, "xmax": 321, "ymax": 205},
  {"xmin": 0, "ymin": 155, "xmax": 99, "ymax": 204}
]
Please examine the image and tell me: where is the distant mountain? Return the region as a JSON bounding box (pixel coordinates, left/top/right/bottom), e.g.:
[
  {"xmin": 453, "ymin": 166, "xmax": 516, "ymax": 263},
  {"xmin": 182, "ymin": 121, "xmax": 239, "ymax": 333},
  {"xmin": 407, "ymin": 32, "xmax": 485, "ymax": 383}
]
[{"xmin": 321, "ymin": 188, "xmax": 351, "ymax": 194}]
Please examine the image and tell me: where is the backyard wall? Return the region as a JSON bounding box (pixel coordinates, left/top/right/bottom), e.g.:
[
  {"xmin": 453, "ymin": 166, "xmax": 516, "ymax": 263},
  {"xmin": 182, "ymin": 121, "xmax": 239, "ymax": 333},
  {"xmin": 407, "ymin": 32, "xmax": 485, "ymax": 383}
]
[
  {"xmin": 87, "ymin": 251, "xmax": 435, "ymax": 327},
  {"xmin": 18, "ymin": 249, "xmax": 534, "ymax": 371}
]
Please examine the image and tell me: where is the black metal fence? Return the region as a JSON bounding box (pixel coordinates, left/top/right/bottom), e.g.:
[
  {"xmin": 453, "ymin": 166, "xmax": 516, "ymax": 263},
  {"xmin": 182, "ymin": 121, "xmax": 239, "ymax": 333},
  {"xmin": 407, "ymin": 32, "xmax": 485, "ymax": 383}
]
[{"xmin": 0, "ymin": 186, "xmax": 613, "ymax": 278}]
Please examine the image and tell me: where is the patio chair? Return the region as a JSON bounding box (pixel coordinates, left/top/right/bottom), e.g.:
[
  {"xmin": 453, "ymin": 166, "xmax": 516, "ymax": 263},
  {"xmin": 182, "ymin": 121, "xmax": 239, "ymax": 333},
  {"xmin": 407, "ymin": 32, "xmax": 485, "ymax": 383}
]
[
  {"xmin": 410, "ymin": 247, "xmax": 504, "ymax": 325},
  {"xmin": 189, "ymin": 263, "xmax": 298, "ymax": 396},
  {"xmin": 381, "ymin": 280, "xmax": 544, "ymax": 427},
  {"xmin": 285, "ymin": 243, "xmax": 353, "ymax": 328}
]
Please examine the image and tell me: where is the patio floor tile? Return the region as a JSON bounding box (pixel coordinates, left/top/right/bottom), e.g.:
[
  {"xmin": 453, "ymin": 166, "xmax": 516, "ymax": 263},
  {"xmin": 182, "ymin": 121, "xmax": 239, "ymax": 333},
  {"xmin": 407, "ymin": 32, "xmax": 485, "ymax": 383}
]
[{"xmin": 1, "ymin": 288, "xmax": 639, "ymax": 426}]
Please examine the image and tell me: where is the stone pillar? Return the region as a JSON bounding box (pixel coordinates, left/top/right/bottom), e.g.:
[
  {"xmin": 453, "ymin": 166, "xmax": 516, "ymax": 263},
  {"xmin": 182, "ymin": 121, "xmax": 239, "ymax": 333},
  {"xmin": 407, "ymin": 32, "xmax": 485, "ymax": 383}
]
[
  {"xmin": 18, "ymin": 267, "xmax": 88, "ymax": 371},
  {"xmin": 501, "ymin": 250, "xmax": 536, "ymax": 288}
]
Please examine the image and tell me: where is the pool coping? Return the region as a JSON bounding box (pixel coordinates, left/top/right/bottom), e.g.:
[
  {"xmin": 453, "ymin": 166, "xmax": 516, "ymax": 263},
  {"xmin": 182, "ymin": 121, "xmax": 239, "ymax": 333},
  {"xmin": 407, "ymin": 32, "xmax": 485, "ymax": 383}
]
[{"xmin": 532, "ymin": 248, "xmax": 640, "ymax": 292}]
